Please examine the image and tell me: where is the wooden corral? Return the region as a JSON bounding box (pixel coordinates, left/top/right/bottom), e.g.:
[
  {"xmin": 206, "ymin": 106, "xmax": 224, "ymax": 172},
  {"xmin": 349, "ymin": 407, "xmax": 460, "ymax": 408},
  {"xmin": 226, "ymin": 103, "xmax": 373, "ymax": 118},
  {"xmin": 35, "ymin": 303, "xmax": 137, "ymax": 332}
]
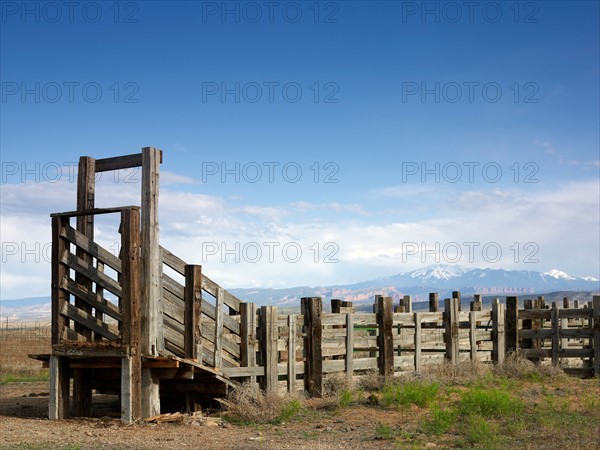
[{"xmin": 32, "ymin": 148, "xmax": 600, "ymax": 423}]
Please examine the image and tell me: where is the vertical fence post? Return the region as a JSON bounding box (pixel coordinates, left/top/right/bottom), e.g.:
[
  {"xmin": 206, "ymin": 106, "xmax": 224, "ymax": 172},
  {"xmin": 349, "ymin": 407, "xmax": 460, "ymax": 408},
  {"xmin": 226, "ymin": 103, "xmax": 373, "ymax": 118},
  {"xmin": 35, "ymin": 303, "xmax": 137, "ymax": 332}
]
[
  {"xmin": 376, "ymin": 296, "xmax": 394, "ymax": 377},
  {"xmin": 505, "ymin": 296, "xmax": 519, "ymax": 355},
  {"xmin": 403, "ymin": 295, "xmax": 412, "ymax": 313},
  {"xmin": 302, "ymin": 297, "xmax": 323, "ymax": 398},
  {"xmin": 444, "ymin": 298, "xmax": 459, "ymax": 364},
  {"xmin": 120, "ymin": 208, "xmax": 142, "ymax": 423},
  {"xmin": 345, "ymin": 313, "xmax": 354, "ymax": 383},
  {"xmin": 492, "ymin": 299, "xmax": 505, "ymax": 365},
  {"xmin": 240, "ymin": 302, "xmax": 257, "ymax": 387},
  {"xmin": 259, "ymin": 306, "xmax": 278, "ymax": 393},
  {"xmin": 50, "ymin": 215, "xmax": 69, "ymax": 420},
  {"xmin": 593, "ymin": 296, "xmax": 600, "ymax": 378},
  {"xmin": 414, "ymin": 312, "xmax": 422, "ymax": 371},
  {"xmin": 452, "ymin": 291, "xmax": 462, "ymax": 312},
  {"xmin": 214, "ymin": 287, "xmax": 224, "ymax": 369},
  {"xmin": 550, "ymin": 302, "xmax": 560, "ymax": 366},
  {"xmin": 429, "ymin": 293, "xmax": 439, "ymax": 312},
  {"xmin": 287, "ymin": 314, "xmax": 297, "ymax": 393},
  {"xmin": 469, "ymin": 311, "xmax": 477, "ymax": 361},
  {"xmin": 184, "ymin": 265, "xmax": 202, "ymax": 361},
  {"xmin": 561, "ymin": 297, "xmax": 569, "ymax": 350}
]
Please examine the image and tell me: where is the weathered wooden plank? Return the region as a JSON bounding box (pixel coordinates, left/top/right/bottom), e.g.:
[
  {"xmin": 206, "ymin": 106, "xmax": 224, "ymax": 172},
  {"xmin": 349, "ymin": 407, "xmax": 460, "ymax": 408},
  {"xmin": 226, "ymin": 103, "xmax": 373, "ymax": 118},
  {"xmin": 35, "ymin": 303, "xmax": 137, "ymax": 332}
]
[
  {"xmin": 240, "ymin": 303, "xmax": 257, "ymax": 386},
  {"xmin": 445, "ymin": 298, "xmax": 460, "ymax": 364},
  {"xmin": 52, "ymin": 344, "xmax": 128, "ymax": 357},
  {"xmin": 520, "ymin": 348, "xmax": 594, "ymax": 358},
  {"xmin": 302, "ymin": 297, "xmax": 323, "ymax": 397},
  {"xmin": 95, "ymin": 153, "xmax": 145, "ymax": 172},
  {"xmin": 551, "ymin": 302, "xmax": 560, "ymax": 366},
  {"xmin": 61, "ymin": 302, "xmax": 119, "ymax": 340},
  {"xmin": 520, "ymin": 328, "xmax": 593, "ymax": 339},
  {"xmin": 593, "ymin": 296, "xmax": 600, "ymax": 377},
  {"xmin": 62, "ymin": 251, "xmax": 122, "ymax": 297},
  {"xmin": 214, "ymin": 287, "xmax": 225, "ymax": 369},
  {"xmin": 141, "ymin": 146, "xmax": 163, "ymax": 358},
  {"xmin": 198, "ymin": 296, "xmax": 241, "ymax": 336},
  {"xmin": 51, "ymin": 216, "xmax": 69, "ymax": 345},
  {"xmin": 346, "ymin": 313, "xmax": 354, "ymax": 382},
  {"xmin": 49, "ymin": 356, "xmax": 70, "ymax": 420},
  {"xmin": 61, "ymin": 277, "xmax": 122, "ymax": 322},
  {"xmin": 505, "ymin": 296, "xmax": 518, "ymax": 354},
  {"xmin": 51, "ymin": 206, "xmax": 140, "ymax": 218},
  {"xmin": 321, "ymin": 314, "xmax": 347, "ymax": 326},
  {"xmin": 377, "ymin": 296, "xmax": 394, "ymax": 377},
  {"xmin": 492, "ymin": 299, "xmax": 505, "ymax": 365},
  {"xmin": 414, "ymin": 312, "xmax": 422, "ymax": 371},
  {"xmin": 429, "ymin": 292, "xmax": 439, "ymax": 312},
  {"xmin": 184, "ymin": 265, "xmax": 202, "ymax": 361},
  {"xmin": 162, "ymin": 289, "xmax": 185, "ymax": 324},
  {"xmin": 469, "ymin": 311, "xmax": 477, "ymax": 361},
  {"xmin": 518, "ymin": 310, "xmax": 552, "ymax": 320},
  {"xmin": 61, "ymin": 225, "xmax": 122, "ymax": 273},
  {"xmin": 223, "ymin": 366, "xmax": 265, "ymax": 377},
  {"xmin": 287, "ymin": 314, "xmax": 297, "ymax": 392}
]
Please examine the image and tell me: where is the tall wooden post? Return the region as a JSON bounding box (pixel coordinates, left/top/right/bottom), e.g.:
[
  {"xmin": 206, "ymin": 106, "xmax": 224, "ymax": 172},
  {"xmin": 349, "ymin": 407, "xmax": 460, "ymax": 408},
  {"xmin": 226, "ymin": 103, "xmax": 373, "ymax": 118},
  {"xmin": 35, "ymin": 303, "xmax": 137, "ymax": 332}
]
[
  {"xmin": 120, "ymin": 208, "xmax": 142, "ymax": 423},
  {"xmin": 452, "ymin": 291, "xmax": 462, "ymax": 312},
  {"xmin": 302, "ymin": 297, "xmax": 323, "ymax": 397},
  {"xmin": 492, "ymin": 299, "xmax": 505, "ymax": 365},
  {"xmin": 444, "ymin": 298, "xmax": 460, "ymax": 364},
  {"xmin": 429, "ymin": 293, "xmax": 439, "ymax": 312},
  {"xmin": 592, "ymin": 296, "xmax": 600, "ymax": 378},
  {"xmin": 50, "ymin": 215, "xmax": 70, "ymax": 419},
  {"xmin": 184, "ymin": 265, "xmax": 202, "ymax": 361},
  {"xmin": 376, "ymin": 296, "xmax": 394, "ymax": 377},
  {"xmin": 505, "ymin": 296, "xmax": 519, "ymax": 355},
  {"xmin": 140, "ymin": 147, "xmax": 162, "ymax": 418},
  {"xmin": 259, "ymin": 306, "xmax": 278, "ymax": 393},
  {"xmin": 73, "ymin": 156, "xmax": 96, "ymax": 417},
  {"xmin": 240, "ymin": 302, "xmax": 257, "ymax": 387}
]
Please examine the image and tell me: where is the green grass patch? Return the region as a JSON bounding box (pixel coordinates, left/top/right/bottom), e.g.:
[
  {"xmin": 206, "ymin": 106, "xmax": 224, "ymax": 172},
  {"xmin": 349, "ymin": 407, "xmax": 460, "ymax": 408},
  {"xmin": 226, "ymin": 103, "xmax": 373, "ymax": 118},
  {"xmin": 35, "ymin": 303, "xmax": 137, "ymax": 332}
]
[
  {"xmin": 0, "ymin": 372, "xmax": 49, "ymax": 385},
  {"xmin": 375, "ymin": 423, "xmax": 395, "ymax": 440},
  {"xmin": 421, "ymin": 404, "xmax": 457, "ymax": 436},
  {"xmin": 381, "ymin": 381, "xmax": 439, "ymax": 408},
  {"xmin": 459, "ymin": 387, "xmax": 524, "ymax": 417},
  {"xmin": 276, "ymin": 399, "xmax": 303, "ymax": 423}
]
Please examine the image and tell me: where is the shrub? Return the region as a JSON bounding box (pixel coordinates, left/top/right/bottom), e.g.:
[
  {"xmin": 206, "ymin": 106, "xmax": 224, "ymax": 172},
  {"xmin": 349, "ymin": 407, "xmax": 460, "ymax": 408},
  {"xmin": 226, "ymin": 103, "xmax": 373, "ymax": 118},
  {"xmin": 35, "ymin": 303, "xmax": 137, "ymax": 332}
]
[{"xmin": 459, "ymin": 387, "xmax": 524, "ymax": 417}]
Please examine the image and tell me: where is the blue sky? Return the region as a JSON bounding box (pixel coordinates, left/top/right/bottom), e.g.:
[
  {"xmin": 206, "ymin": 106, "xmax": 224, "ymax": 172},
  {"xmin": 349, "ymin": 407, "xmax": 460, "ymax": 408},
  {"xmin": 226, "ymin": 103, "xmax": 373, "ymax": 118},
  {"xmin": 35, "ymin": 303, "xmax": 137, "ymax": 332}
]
[{"xmin": 1, "ymin": 1, "xmax": 599, "ymax": 299}]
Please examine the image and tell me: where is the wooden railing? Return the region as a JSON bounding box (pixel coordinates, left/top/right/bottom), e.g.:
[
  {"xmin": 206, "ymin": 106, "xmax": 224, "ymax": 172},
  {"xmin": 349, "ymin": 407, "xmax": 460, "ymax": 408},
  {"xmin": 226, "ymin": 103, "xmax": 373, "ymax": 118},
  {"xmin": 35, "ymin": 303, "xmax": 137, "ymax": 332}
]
[
  {"xmin": 159, "ymin": 246, "xmax": 245, "ymax": 370},
  {"xmin": 50, "ymin": 207, "xmax": 141, "ymax": 356}
]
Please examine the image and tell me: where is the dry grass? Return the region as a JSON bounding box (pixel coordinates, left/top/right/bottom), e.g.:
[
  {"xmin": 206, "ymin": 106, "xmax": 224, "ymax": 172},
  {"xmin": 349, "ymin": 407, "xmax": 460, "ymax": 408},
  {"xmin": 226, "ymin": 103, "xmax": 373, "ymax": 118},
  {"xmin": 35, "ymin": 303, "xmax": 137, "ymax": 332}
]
[
  {"xmin": 222, "ymin": 382, "xmax": 304, "ymax": 424},
  {"xmin": 492, "ymin": 352, "xmax": 566, "ymax": 380},
  {"xmin": 0, "ymin": 334, "xmax": 50, "ymax": 383}
]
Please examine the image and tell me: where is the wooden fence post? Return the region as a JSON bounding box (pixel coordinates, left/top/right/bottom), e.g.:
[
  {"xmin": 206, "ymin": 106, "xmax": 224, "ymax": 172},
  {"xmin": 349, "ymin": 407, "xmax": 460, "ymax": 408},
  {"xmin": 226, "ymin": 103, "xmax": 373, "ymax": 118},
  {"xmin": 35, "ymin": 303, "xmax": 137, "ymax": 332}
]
[
  {"xmin": 287, "ymin": 314, "xmax": 297, "ymax": 393},
  {"xmin": 471, "ymin": 294, "xmax": 482, "ymax": 312},
  {"xmin": 551, "ymin": 302, "xmax": 560, "ymax": 366},
  {"xmin": 259, "ymin": 306, "xmax": 278, "ymax": 393},
  {"xmin": 240, "ymin": 302, "xmax": 257, "ymax": 387},
  {"xmin": 561, "ymin": 297, "xmax": 569, "ymax": 350},
  {"xmin": 214, "ymin": 287, "xmax": 225, "ymax": 369},
  {"xmin": 376, "ymin": 296, "xmax": 394, "ymax": 377},
  {"xmin": 593, "ymin": 296, "xmax": 600, "ymax": 378},
  {"xmin": 414, "ymin": 312, "xmax": 422, "ymax": 371},
  {"xmin": 452, "ymin": 291, "xmax": 462, "ymax": 312},
  {"xmin": 346, "ymin": 313, "xmax": 354, "ymax": 383},
  {"xmin": 184, "ymin": 265, "xmax": 202, "ymax": 361},
  {"xmin": 50, "ymin": 215, "xmax": 69, "ymax": 420},
  {"xmin": 402, "ymin": 295, "xmax": 412, "ymax": 313},
  {"xmin": 301, "ymin": 297, "xmax": 323, "ymax": 397},
  {"xmin": 120, "ymin": 208, "xmax": 142, "ymax": 423},
  {"xmin": 505, "ymin": 296, "xmax": 519, "ymax": 355},
  {"xmin": 429, "ymin": 293, "xmax": 439, "ymax": 312},
  {"xmin": 492, "ymin": 299, "xmax": 505, "ymax": 365},
  {"xmin": 444, "ymin": 298, "xmax": 460, "ymax": 364}
]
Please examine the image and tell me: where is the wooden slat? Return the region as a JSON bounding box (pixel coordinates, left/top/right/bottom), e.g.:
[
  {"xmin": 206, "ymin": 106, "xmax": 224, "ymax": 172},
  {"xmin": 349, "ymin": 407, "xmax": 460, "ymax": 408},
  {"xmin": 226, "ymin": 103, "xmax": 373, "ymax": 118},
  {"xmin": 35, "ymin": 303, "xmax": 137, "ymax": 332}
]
[
  {"xmin": 519, "ymin": 328, "xmax": 594, "ymax": 339},
  {"xmin": 51, "ymin": 216, "xmax": 68, "ymax": 345},
  {"xmin": 346, "ymin": 313, "xmax": 354, "ymax": 382},
  {"xmin": 520, "ymin": 348, "xmax": 594, "ymax": 358},
  {"xmin": 51, "ymin": 206, "xmax": 140, "ymax": 218},
  {"xmin": 260, "ymin": 306, "xmax": 278, "ymax": 393},
  {"xmin": 62, "ymin": 251, "xmax": 122, "ymax": 297},
  {"xmin": 184, "ymin": 265, "xmax": 202, "ymax": 361},
  {"xmin": 95, "ymin": 153, "xmax": 144, "ymax": 172},
  {"xmin": 469, "ymin": 311, "xmax": 477, "ymax": 361},
  {"xmin": 61, "ymin": 225, "xmax": 122, "ymax": 273},
  {"xmin": 518, "ymin": 309, "xmax": 552, "ymax": 320},
  {"xmin": 414, "ymin": 312, "xmax": 422, "ymax": 371},
  {"xmin": 240, "ymin": 303, "xmax": 257, "ymax": 386},
  {"xmin": 61, "ymin": 302, "xmax": 119, "ymax": 341},
  {"xmin": 287, "ymin": 314, "xmax": 297, "ymax": 393},
  {"xmin": 61, "ymin": 277, "xmax": 122, "ymax": 322},
  {"xmin": 214, "ymin": 287, "xmax": 225, "ymax": 369}
]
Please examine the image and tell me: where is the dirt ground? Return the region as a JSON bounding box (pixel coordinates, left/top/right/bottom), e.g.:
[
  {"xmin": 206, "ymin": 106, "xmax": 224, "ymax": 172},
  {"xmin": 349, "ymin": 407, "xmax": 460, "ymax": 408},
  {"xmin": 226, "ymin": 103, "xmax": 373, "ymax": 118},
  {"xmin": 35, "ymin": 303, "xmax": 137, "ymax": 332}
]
[{"xmin": 0, "ymin": 382, "xmax": 420, "ymax": 449}]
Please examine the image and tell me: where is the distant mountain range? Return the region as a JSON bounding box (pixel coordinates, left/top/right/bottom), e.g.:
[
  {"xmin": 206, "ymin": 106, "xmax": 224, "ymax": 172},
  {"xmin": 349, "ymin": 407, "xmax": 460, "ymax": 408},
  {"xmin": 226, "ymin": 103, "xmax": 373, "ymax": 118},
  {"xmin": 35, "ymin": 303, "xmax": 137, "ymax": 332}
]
[
  {"xmin": 1, "ymin": 265, "xmax": 598, "ymax": 320},
  {"xmin": 229, "ymin": 265, "xmax": 599, "ymax": 307}
]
